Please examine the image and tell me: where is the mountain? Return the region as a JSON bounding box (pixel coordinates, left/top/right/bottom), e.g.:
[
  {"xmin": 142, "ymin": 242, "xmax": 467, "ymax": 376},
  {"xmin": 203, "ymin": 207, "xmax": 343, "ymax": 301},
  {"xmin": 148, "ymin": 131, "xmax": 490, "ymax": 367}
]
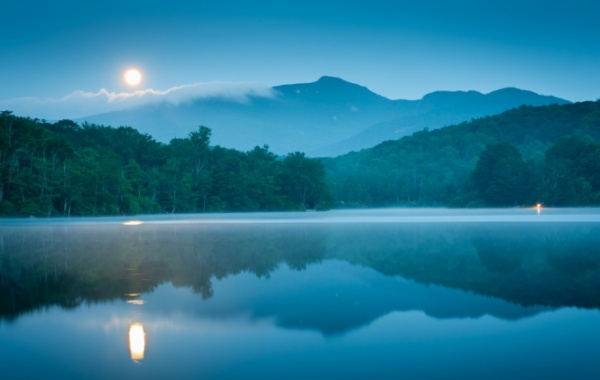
[
  {"xmin": 79, "ymin": 76, "xmax": 569, "ymax": 156},
  {"xmin": 321, "ymin": 88, "xmax": 570, "ymax": 155},
  {"xmin": 323, "ymin": 100, "xmax": 600, "ymax": 207}
]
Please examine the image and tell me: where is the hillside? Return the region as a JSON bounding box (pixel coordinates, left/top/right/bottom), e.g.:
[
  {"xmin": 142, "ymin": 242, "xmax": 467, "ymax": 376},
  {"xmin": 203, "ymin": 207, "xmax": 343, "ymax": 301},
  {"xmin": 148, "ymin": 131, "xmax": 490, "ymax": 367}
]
[
  {"xmin": 0, "ymin": 112, "xmax": 332, "ymax": 217},
  {"xmin": 79, "ymin": 77, "xmax": 569, "ymax": 156},
  {"xmin": 324, "ymin": 101, "xmax": 600, "ymax": 207}
]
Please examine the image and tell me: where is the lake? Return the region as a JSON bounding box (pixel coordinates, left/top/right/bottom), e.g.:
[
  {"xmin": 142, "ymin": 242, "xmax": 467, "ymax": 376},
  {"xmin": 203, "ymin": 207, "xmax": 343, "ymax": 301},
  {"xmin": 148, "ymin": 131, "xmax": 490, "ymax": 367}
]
[{"xmin": 1, "ymin": 208, "xmax": 600, "ymax": 379}]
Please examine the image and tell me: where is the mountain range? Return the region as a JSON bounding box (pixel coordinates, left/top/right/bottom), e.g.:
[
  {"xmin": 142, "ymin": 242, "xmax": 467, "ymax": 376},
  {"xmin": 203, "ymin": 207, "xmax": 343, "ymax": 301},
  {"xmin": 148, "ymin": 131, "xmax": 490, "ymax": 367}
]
[{"xmin": 79, "ymin": 76, "xmax": 569, "ymax": 156}]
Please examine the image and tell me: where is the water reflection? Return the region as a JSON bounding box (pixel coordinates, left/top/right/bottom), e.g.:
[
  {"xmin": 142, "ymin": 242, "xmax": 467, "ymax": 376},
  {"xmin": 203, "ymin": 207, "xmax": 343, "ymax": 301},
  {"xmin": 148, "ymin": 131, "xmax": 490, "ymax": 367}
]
[
  {"xmin": 125, "ymin": 293, "xmax": 145, "ymax": 305},
  {"xmin": 1, "ymin": 209, "xmax": 600, "ymax": 379},
  {"xmin": 1, "ymin": 209, "xmax": 599, "ymax": 326},
  {"xmin": 128, "ymin": 323, "xmax": 146, "ymax": 362}
]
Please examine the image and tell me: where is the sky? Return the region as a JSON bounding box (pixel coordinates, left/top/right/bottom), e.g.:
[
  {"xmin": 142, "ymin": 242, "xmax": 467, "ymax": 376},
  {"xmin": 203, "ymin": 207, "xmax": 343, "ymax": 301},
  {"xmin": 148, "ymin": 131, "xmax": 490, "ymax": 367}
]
[{"xmin": 1, "ymin": 0, "xmax": 599, "ymax": 119}]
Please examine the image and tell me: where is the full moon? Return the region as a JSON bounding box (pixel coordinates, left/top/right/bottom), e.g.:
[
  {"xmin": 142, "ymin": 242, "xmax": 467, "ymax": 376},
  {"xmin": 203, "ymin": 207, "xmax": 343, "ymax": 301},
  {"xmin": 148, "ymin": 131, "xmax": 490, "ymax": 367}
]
[{"xmin": 124, "ymin": 69, "xmax": 142, "ymax": 86}]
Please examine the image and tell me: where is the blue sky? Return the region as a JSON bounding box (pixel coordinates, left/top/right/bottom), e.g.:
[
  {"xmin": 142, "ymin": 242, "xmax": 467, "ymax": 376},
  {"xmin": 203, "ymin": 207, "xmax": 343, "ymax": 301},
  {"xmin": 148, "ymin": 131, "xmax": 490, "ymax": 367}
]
[{"xmin": 1, "ymin": 0, "xmax": 599, "ymax": 118}]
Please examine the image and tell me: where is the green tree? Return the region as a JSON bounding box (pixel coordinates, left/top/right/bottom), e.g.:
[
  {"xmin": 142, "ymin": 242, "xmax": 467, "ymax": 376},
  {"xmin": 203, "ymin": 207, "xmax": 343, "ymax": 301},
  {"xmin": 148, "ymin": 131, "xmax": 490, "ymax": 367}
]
[
  {"xmin": 472, "ymin": 142, "xmax": 536, "ymax": 206},
  {"xmin": 544, "ymin": 136, "xmax": 600, "ymax": 205},
  {"xmin": 245, "ymin": 145, "xmax": 283, "ymax": 210},
  {"xmin": 278, "ymin": 152, "xmax": 332, "ymax": 210},
  {"xmin": 208, "ymin": 146, "xmax": 254, "ymax": 211}
]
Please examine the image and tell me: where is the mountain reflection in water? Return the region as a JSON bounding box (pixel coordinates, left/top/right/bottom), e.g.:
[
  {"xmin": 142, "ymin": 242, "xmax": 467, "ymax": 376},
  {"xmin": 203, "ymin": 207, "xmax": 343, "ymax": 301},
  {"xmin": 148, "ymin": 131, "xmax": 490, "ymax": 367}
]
[{"xmin": 1, "ymin": 209, "xmax": 600, "ymax": 379}]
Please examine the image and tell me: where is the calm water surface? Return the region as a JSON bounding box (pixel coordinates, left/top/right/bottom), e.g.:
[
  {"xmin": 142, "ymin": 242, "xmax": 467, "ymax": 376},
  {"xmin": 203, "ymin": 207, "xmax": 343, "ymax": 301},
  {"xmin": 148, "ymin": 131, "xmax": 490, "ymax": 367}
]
[{"xmin": 1, "ymin": 208, "xmax": 600, "ymax": 379}]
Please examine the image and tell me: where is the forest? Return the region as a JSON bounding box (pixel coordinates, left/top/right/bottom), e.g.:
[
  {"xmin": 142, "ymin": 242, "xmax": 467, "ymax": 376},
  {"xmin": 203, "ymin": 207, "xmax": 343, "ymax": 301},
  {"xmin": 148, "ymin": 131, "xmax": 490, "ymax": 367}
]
[
  {"xmin": 1, "ymin": 100, "xmax": 599, "ymax": 216},
  {"xmin": 0, "ymin": 111, "xmax": 331, "ymax": 216},
  {"xmin": 325, "ymin": 100, "xmax": 600, "ymax": 207}
]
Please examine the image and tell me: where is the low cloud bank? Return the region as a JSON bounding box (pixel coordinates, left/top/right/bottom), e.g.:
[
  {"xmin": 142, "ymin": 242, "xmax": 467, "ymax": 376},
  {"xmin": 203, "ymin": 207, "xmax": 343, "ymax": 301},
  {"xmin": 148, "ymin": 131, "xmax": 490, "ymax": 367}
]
[{"xmin": 0, "ymin": 82, "xmax": 276, "ymax": 120}]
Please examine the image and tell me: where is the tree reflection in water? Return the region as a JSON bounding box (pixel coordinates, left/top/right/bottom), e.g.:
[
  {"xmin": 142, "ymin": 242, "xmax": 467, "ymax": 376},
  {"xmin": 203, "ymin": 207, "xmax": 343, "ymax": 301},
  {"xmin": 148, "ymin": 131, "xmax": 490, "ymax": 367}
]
[{"xmin": 1, "ymin": 216, "xmax": 599, "ymax": 322}]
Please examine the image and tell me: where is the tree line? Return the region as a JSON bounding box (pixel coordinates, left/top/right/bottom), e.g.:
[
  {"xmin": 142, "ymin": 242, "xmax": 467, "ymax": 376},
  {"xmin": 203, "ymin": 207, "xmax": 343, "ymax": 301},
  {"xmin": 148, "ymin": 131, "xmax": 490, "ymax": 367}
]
[
  {"xmin": 468, "ymin": 137, "xmax": 600, "ymax": 206},
  {"xmin": 0, "ymin": 111, "xmax": 331, "ymax": 216},
  {"xmin": 2, "ymin": 100, "xmax": 599, "ymax": 215},
  {"xmin": 324, "ymin": 100, "xmax": 600, "ymax": 207}
]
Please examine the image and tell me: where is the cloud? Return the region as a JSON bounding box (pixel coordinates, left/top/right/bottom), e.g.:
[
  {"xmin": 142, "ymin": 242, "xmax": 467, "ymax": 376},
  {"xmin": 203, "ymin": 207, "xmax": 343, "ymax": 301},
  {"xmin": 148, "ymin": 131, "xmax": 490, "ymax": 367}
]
[{"xmin": 0, "ymin": 82, "xmax": 276, "ymax": 120}]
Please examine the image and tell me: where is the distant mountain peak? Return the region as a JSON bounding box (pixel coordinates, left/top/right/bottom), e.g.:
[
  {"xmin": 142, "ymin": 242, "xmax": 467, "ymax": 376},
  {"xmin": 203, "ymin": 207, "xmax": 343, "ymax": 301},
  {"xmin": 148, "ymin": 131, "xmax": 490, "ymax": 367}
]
[
  {"xmin": 489, "ymin": 86, "xmax": 527, "ymax": 93},
  {"xmin": 274, "ymin": 76, "xmax": 387, "ymax": 103},
  {"xmin": 418, "ymin": 87, "xmax": 570, "ymax": 107},
  {"xmin": 486, "ymin": 87, "xmax": 570, "ymax": 105},
  {"xmin": 421, "ymin": 90, "xmax": 483, "ymax": 102},
  {"xmin": 275, "ymin": 76, "xmax": 351, "ymax": 91},
  {"xmin": 314, "ymin": 76, "xmax": 371, "ymax": 91},
  {"xmin": 317, "ymin": 75, "xmax": 343, "ymax": 81},
  {"xmin": 315, "ymin": 75, "xmax": 351, "ymax": 85}
]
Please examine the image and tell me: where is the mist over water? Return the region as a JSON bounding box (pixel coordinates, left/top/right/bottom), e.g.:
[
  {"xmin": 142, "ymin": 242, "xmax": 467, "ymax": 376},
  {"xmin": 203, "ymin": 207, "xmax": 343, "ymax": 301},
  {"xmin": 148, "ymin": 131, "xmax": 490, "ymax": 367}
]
[
  {"xmin": 1, "ymin": 208, "xmax": 600, "ymax": 379},
  {"xmin": 8, "ymin": 207, "xmax": 599, "ymax": 225}
]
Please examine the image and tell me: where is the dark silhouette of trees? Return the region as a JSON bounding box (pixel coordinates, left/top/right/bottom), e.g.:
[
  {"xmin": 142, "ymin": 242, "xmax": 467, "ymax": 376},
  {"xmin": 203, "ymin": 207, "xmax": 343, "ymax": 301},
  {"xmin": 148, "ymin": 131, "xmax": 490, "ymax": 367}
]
[
  {"xmin": 3, "ymin": 99, "xmax": 600, "ymax": 213},
  {"xmin": 543, "ymin": 136, "xmax": 600, "ymax": 205},
  {"xmin": 0, "ymin": 113, "xmax": 331, "ymax": 216},
  {"xmin": 472, "ymin": 142, "xmax": 537, "ymax": 206},
  {"xmin": 325, "ymin": 100, "xmax": 600, "ymax": 207}
]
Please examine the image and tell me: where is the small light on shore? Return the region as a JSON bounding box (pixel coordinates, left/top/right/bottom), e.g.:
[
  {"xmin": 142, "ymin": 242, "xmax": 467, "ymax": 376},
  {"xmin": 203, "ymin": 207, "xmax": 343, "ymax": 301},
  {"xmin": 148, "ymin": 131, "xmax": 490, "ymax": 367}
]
[{"xmin": 535, "ymin": 203, "xmax": 542, "ymax": 214}]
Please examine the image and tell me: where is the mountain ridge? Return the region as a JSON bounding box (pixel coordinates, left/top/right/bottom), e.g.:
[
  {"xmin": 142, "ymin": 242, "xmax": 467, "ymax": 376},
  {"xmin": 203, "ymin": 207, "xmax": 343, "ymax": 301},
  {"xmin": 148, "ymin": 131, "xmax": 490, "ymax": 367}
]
[{"xmin": 78, "ymin": 77, "xmax": 570, "ymax": 156}]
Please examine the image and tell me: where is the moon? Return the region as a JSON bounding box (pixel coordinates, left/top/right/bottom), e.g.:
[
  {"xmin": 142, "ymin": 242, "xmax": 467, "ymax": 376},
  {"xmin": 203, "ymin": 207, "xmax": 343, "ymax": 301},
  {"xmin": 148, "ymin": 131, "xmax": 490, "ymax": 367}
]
[{"xmin": 124, "ymin": 69, "xmax": 142, "ymax": 86}]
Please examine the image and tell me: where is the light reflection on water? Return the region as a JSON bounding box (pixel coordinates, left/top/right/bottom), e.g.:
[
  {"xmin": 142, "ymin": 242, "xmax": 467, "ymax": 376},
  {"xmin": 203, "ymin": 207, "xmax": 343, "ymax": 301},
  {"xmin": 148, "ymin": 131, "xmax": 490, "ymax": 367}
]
[
  {"xmin": 128, "ymin": 323, "xmax": 146, "ymax": 362},
  {"xmin": 1, "ymin": 208, "xmax": 600, "ymax": 379}
]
